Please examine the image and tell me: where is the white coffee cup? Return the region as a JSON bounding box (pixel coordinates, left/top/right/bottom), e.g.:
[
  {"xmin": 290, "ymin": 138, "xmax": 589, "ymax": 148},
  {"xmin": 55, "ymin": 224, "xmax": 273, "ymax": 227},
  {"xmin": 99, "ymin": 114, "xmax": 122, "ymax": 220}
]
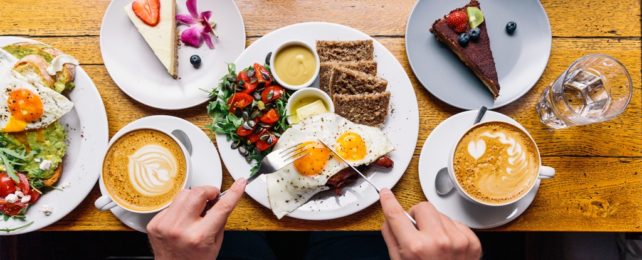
[
  {"xmin": 447, "ymin": 120, "xmax": 555, "ymax": 207},
  {"xmin": 94, "ymin": 127, "xmax": 192, "ymax": 214}
]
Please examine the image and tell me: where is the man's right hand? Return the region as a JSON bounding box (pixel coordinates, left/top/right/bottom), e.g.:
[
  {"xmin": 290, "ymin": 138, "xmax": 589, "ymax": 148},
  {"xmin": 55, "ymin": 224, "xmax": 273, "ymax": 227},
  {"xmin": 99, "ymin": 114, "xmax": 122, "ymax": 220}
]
[{"xmin": 379, "ymin": 188, "xmax": 482, "ymax": 260}]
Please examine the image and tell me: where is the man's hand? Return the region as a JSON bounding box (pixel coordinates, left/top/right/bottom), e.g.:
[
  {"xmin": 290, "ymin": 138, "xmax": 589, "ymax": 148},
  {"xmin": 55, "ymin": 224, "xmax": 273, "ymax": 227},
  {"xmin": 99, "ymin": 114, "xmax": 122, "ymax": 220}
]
[
  {"xmin": 380, "ymin": 188, "xmax": 481, "ymax": 260},
  {"xmin": 147, "ymin": 178, "xmax": 247, "ymax": 260}
]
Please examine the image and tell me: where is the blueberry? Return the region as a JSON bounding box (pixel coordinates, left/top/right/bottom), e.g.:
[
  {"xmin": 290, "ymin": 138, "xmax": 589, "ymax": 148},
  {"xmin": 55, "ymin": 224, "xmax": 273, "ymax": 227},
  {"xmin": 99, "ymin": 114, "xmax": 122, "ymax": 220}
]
[
  {"xmin": 190, "ymin": 55, "xmax": 201, "ymax": 68},
  {"xmin": 458, "ymin": 33, "xmax": 470, "ymax": 47},
  {"xmin": 469, "ymin": 27, "xmax": 481, "ymax": 40},
  {"xmin": 506, "ymin": 21, "xmax": 517, "ymax": 35}
]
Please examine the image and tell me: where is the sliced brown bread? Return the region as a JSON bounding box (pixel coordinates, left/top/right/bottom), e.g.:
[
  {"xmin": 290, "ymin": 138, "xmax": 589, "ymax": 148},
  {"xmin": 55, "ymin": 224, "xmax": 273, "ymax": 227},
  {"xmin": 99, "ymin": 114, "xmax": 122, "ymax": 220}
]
[
  {"xmin": 334, "ymin": 92, "xmax": 391, "ymax": 126},
  {"xmin": 317, "ymin": 40, "xmax": 374, "ymax": 62},
  {"xmin": 319, "ymin": 61, "xmax": 377, "ymax": 93},
  {"xmin": 328, "ymin": 66, "xmax": 387, "ymax": 95}
]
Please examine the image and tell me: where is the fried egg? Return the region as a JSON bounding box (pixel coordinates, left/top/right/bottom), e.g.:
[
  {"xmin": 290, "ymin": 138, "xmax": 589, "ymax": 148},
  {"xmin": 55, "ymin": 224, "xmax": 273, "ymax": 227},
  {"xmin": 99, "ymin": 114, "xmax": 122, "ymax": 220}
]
[
  {"xmin": 0, "ymin": 63, "xmax": 73, "ymax": 133},
  {"xmin": 266, "ymin": 113, "xmax": 393, "ymax": 219}
]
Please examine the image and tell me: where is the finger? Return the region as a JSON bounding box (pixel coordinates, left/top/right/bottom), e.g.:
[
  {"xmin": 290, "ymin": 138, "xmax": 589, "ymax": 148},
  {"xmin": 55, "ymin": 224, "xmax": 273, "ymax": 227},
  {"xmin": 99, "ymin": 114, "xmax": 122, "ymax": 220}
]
[
  {"xmin": 438, "ymin": 214, "xmax": 468, "ymax": 260},
  {"xmin": 453, "ymin": 220, "xmax": 482, "ymax": 259},
  {"xmin": 381, "ymin": 221, "xmax": 401, "ymax": 260},
  {"xmin": 409, "ymin": 202, "xmax": 446, "ymax": 236},
  {"xmin": 183, "ymin": 186, "xmax": 220, "ymax": 216},
  {"xmin": 379, "ymin": 188, "xmax": 417, "ymax": 245},
  {"xmin": 202, "ymin": 178, "xmax": 247, "ymax": 229},
  {"xmin": 146, "ymin": 208, "xmax": 168, "ymax": 235}
]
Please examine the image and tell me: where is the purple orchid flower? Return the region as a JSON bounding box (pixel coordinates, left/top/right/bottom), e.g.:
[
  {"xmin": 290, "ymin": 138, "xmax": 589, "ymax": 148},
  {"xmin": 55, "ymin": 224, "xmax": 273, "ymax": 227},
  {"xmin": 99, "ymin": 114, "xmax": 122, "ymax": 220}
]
[{"xmin": 176, "ymin": 0, "xmax": 217, "ymax": 49}]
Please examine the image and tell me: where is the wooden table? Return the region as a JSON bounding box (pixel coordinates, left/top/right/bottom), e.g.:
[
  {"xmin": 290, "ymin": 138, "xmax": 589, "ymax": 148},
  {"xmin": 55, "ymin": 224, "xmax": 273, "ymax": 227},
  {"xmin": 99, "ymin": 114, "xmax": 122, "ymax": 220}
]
[{"xmin": 0, "ymin": 0, "xmax": 640, "ymax": 232}]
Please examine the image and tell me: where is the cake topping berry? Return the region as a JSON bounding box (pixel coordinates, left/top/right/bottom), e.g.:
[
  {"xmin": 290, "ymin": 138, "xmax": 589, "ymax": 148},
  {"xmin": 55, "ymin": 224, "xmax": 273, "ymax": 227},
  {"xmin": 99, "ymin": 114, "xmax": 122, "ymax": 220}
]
[
  {"xmin": 446, "ymin": 10, "xmax": 469, "ymax": 33},
  {"xmin": 458, "ymin": 33, "xmax": 470, "ymax": 47},
  {"xmin": 469, "ymin": 27, "xmax": 481, "ymax": 40},
  {"xmin": 506, "ymin": 21, "xmax": 517, "ymax": 35}
]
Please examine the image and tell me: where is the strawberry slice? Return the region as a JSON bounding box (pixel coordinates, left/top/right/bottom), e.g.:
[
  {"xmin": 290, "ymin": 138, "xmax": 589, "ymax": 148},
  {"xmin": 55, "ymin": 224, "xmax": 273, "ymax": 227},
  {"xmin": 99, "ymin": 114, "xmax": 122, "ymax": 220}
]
[{"xmin": 132, "ymin": 0, "xmax": 160, "ymax": 26}]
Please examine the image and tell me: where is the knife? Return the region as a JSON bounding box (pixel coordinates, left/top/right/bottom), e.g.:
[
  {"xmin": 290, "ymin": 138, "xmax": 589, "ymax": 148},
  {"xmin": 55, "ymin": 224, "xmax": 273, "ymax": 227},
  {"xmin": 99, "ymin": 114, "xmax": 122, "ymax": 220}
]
[{"xmin": 318, "ymin": 139, "xmax": 417, "ymax": 227}]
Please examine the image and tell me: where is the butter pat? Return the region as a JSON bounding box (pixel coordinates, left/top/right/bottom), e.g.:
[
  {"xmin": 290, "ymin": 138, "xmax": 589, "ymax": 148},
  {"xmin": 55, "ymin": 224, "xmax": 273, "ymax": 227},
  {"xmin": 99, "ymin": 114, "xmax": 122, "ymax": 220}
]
[{"xmin": 296, "ymin": 100, "xmax": 328, "ymax": 122}]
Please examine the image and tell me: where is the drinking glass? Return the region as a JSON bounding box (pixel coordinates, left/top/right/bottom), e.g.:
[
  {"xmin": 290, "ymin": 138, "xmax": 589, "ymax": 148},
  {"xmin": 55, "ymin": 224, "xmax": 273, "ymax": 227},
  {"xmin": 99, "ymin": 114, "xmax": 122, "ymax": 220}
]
[{"xmin": 536, "ymin": 54, "xmax": 632, "ymax": 129}]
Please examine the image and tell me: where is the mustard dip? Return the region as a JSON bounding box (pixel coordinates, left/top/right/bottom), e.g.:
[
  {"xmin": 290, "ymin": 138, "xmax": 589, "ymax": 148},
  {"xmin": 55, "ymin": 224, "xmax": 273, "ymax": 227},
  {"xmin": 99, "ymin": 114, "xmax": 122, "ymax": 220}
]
[{"xmin": 274, "ymin": 45, "xmax": 316, "ymax": 86}]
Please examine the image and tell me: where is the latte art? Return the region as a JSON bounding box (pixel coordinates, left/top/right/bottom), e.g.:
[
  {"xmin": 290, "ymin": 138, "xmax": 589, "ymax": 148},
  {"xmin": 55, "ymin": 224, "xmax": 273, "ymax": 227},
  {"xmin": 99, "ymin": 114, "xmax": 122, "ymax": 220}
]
[
  {"xmin": 128, "ymin": 144, "xmax": 179, "ymax": 196},
  {"xmin": 454, "ymin": 122, "xmax": 539, "ymax": 205},
  {"xmin": 102, "ymin": 129, "xmax": 187, "ymax": 212},
  {"xmin": 467, "ymin": 131, "xmax": 531, "ymax": 175}
]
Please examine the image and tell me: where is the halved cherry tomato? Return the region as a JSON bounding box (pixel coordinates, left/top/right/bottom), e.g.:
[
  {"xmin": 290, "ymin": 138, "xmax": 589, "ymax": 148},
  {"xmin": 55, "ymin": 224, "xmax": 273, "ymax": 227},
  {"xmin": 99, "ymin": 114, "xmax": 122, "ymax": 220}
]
[
  {"xmin": 236, "ymin": 126, "xmax": 253, "ymax": 137},
  {"xmin": 261, "ymin": 85, "xmax": 284, "ymax": 104},
  {"xmin": 253, "ymin": 63, "xmax": 272, "ymax": 86},
  {"xmin": 227, "ymin": 93, "xmax": 253, "ymax": 113},
  {"xmin": 17, "ymin": 173, "xmax": 30, "ymax": 194},
  {"xmin": 0, "ymin": 200, "xmax": 26, "ymax": 216},
  {"xmin": 247, "ymin": 128, "xmax": 267, "ymax": 144},
  {"xmin": 237, "ymin": 71, "xmax": 258, "ymax": 94},
  {"xmin": 29, "ymin": 190, "xmax": 41, "ymax": 203},
  {"xmin": 260, "ymin": 109, "xmax": 280, "ymax": 124},
  {"xmin": 256, "ymin": 135, "xmax": 278, "ymax": 152},
  {"xmin": 0, "ymin": 173, "xmax": 16, "ymax": 197}
]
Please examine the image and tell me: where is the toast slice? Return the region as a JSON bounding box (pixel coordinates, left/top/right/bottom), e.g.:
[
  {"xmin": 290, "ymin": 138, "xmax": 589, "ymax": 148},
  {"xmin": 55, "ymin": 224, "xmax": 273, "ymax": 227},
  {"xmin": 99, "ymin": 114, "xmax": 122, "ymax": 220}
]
[
  {"xmin": 429, "ymin": 0, "xmax": 500, "ymax": 98},
  {"xmin": 319, "ymin": 61, "xmax": 377, "ymax": 93},
  {"xmin": 333, "ymin": 92, "xmax": 391, "ymax": 126},
  {"xmin": 328, "ymin": 66, "xmax": 387, "ymax": 95},
  {"xmin": 317, "ymin": 40, "xmax": 374, "ymax": 62}
]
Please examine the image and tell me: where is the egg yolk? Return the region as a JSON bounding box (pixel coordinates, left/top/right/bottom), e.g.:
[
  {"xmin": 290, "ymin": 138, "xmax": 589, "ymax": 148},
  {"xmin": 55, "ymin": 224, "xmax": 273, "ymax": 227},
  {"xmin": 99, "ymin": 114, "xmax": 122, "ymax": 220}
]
[
  {"xmin": 3, "ymin": 116, "xmax": 27, "ymax": 132},
  {"xmin": 335, "ymin": 132, "xmax": 367, "ymax": 161},
  {"xmin": 8, "ymin": 88, "xmax": 43, "ymax": 122},
  {"xmin": 294, "ymin": 141, "xmax": 331, "ymax": 176}
]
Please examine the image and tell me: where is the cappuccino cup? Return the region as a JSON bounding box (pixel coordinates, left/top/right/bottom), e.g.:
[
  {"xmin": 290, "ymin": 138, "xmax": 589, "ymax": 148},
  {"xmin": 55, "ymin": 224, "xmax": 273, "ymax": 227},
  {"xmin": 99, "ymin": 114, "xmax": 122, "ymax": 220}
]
[
  {"xmin": 95, "ymin": 127, "xmax": 192, "ymax": 214},
  {"xmin": 447, "ymin": 121, "xmax": 554, "ymax": 207}
]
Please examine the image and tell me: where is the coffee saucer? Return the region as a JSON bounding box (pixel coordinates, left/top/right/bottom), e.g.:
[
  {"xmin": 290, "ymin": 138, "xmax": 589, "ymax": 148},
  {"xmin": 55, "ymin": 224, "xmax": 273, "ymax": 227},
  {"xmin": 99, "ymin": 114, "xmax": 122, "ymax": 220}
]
[
  {"xmin": 98, "ymin": 116, "xmax": 223, "ymax": 233},
  {"xmin": 418, "ymin": 110, "xmax": 539, "ymax": 229}
]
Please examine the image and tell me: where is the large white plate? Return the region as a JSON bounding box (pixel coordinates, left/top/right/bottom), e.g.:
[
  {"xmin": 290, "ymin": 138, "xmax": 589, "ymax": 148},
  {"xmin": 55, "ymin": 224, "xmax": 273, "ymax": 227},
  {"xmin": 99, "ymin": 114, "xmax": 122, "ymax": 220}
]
[
  {"xmin": 0, "ymin": 37, "xmax": 109, "ymax": 235},
  {"xmin": 100, "ymin": 0, "xmax": 246, "ymax": 110},
  {"xmin": 98, "ymin": 115, "xmax": 222, "ymax": 233},
  {"xmin": 215, "ymin": 22, "xmax": 420, "ymax": 220},
  {"xmin": 406, "ymin": 0, "xmax": 552, "ymax": 109}
]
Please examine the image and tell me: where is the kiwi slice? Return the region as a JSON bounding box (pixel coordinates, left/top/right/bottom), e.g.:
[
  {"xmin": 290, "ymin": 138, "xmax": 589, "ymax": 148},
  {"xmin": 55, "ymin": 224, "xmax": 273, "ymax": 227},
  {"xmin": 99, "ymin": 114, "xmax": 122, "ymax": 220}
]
[{"xmin": 467, "ymin": 7, "xmax": 484, "ymax": 28}]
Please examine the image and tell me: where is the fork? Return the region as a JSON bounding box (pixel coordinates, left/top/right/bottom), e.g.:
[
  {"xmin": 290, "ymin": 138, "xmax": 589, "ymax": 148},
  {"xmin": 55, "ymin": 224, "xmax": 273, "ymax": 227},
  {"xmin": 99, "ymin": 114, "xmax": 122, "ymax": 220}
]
[{"xmin": 216, "ymin": 144, "xmax": 309, "ymax": 199}]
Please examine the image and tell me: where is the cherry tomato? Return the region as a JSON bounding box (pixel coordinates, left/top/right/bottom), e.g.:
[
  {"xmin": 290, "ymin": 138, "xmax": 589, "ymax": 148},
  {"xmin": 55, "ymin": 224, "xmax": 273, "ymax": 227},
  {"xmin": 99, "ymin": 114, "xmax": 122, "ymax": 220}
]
[
  {"xmin": 236, "ymin": 126, "xmax": 253, "ymax": 137},
  {"xmin": 261, "ymin": 85, "xmax": 284, "ymax": 104},
  {"xmin": 260, "ymin": 109, "xmax": 280, "ymax": 124},
  {"xmin": 17, "ymin": 173, "xmax": 30, "ymax": 194},
  {"xmin": 0, "ymin": 173, "xmax": 16, "ymax": 197},
  {"xmin": 247, "ymin": 128, "xmax": 268, "ymax": 144},
  {"xmin": 29, "ymin": 190, "xmax": 41, "ymax": 203},
  {"xmin": 0, "ymin": 200, "xmax": 26, "ymax": 216},
  {"xmin": 256, "ymin": 135, "xmax": 278, "ymax": 152},
  {"xmin": 253, "ymin": 63, "xmax": 272, "ymax": 86},
  {"xmin": 227, "ymin": 93, "xmax": 253, "ymax": 113},
  {"xmin": 237, "ymin": 71, "xmax": 257, "ymax": 94}
]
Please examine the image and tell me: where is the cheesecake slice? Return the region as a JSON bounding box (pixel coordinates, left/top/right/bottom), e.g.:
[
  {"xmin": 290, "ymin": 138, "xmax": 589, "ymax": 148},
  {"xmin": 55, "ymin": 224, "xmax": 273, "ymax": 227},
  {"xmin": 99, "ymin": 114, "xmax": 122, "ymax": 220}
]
[
  {"xmin": 430, "ymin": 0, "xmax": 500, "ymax": 99},
  {"xmin": 124, "ymin": 0, "xmax": 178, "ymax": 78}
]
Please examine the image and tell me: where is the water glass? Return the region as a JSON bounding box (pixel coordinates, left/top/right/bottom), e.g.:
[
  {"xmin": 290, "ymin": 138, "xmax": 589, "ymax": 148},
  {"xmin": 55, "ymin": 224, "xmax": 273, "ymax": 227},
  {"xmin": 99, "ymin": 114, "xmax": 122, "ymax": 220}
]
[{"xmin": 536, "ymin": 54, "xmax": 632, "ymax": 129}]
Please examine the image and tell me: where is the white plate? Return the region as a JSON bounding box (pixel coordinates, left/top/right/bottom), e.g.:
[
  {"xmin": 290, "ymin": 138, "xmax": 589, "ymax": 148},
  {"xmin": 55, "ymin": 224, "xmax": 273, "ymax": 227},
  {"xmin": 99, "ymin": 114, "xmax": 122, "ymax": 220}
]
[
  {"xmin": 418, "ymin": 110, "xmax": 538, "ymax": 229},
  {"xmin": 406, "ymin": 0, "xmax": 552, "ymax": 109},
  {"xmin": 215, "ymin": 22, "xmax": 420, "ymax": 220},
  {"xmin": 0, "ymin": 36, "xmax": 109, "ymax": 235},
  {"xmin": 100, "ymin": 0, "xmax": 246, "ymax": 110},
  {"xmin": 99, "ymin": 115, "xmax": 222, "ymax": 233}
]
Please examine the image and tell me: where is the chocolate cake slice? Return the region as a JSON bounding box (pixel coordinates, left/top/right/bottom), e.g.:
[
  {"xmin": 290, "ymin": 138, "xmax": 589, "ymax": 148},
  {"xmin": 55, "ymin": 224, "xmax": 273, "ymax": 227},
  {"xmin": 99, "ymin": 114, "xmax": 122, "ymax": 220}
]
[{"xmin": 429, "ymin": 0, "xmax": 500, "ymax": 99}]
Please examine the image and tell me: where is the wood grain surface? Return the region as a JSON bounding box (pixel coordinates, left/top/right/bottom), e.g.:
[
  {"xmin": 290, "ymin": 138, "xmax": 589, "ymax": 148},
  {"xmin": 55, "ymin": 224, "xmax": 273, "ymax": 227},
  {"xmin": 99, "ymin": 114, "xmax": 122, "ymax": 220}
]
[{"xmin": 0, "ymin": 0, "xmax": 640, "ymax": 232}]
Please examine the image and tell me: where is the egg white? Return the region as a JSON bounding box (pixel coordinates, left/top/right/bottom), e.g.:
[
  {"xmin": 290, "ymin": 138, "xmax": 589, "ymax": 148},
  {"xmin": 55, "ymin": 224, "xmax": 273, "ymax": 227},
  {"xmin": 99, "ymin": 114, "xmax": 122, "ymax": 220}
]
[
  {"xmin": 266, "ymin": 113, "xmax": 393, "ymax": 219},
  {"xmin": 0, "ymin": 63, "xmax": 73, "ymax": 132}
]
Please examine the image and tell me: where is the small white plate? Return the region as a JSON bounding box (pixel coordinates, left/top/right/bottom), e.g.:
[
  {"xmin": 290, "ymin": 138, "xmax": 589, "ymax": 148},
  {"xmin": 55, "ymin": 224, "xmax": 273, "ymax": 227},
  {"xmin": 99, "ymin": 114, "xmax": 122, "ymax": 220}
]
[
  {"xmin": 418, "ymin": 110, "xmax": 539, "ymax": 229},
  {"xmin": 100, "ymin": 0, "xmax": 246, "ymax": 110},
  {"xmin": 216, "ymin": 22, "xmax": 420, "ymax": 221},
  {"xmin": 406, "ymin": 0, "xmax": 552, "ymax": 109},
  {"xmin": 0, "ymin": 37, "xmax": 109, "ymax": 235},
  {"xmin": 99, "ymin": 115, "xmax": 222, "ymax": 233}
]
